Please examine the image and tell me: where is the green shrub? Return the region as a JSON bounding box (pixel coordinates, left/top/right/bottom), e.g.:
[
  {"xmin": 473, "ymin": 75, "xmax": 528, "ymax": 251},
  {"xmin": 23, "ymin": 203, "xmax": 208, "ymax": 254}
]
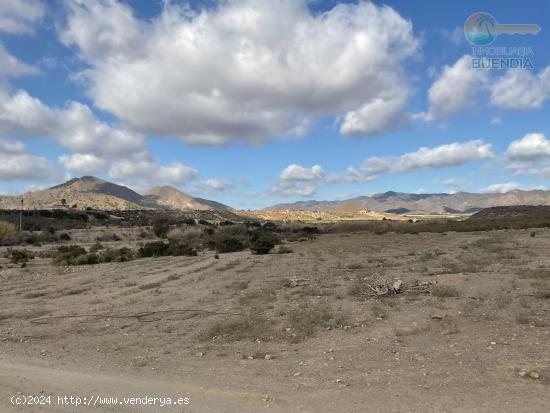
[
  {"xmin": 21, "ymin": 231, "xmax": 65, "ymax": 246},
  {"xmin": 138, "ymin": 240, "xmax": 197, "ymax": 258},
  {"xmin": 102, "ymin": 247, "xmax": 134, "ymax": 262},
  {"xmin": 52, "ymin": 245, "xmax": 87, "ymax": 266},
  {"xmin": 152, "ymin": 218, "xmax": 170, "ymax": 238},
  {"xmin": 139, "ymin": 241, "xmax": 170, "ymax": 257},
  {"xmin": 7, "ymin": 248, "xmax": 34, "ymax": 264},
  {"xmin": 74, "ymin": 253, "xmax": 100, "ymax": 266},
  {"xmin": 250, "ymin": 234, "xmax": 276, "ymax": 254},
  {"xmin": 89, "ymin": 242, "xmax": 104, "ymax": 253},
  {"xmin": 215, "ymin": 233, "xmax": 246, "ymax": 253},
  {"xmin": 167, "ymin": 241, "xmax": 197, "ymax": 257}
]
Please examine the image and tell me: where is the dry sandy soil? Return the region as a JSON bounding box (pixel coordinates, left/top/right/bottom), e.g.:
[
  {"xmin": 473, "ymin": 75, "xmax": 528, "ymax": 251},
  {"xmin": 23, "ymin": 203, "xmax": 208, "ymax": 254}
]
[{"xmin": 1, "ymin": 227, "xmax": 550, "ymax": 412}]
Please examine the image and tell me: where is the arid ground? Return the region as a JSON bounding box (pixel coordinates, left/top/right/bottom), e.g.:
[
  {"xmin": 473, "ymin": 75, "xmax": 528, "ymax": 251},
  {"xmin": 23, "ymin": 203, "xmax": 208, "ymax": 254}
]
[{"xmin": 1, "ymin": 227, "xmax": 550, "ymax": 412}]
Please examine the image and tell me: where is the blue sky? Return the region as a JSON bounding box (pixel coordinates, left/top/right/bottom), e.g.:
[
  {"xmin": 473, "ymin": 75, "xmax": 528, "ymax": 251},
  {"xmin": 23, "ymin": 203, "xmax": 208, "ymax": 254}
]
[{"xmin": 0, "ymin": 0, "xmax": 549, "ymax": 209}]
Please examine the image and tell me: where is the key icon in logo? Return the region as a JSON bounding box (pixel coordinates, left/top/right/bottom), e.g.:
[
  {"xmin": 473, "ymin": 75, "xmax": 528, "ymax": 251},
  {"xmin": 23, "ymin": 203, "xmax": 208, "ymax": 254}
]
[{"xmin": 464, "ymin": 12, "xmax": 540, "ymax": 46}]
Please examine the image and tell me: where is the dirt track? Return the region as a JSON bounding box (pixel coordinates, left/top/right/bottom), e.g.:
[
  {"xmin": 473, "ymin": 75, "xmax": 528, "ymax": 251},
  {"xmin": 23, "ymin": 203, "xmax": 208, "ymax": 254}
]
[{"xmin": 0, "ymin": 356, "xmax": 276, "ymax": 413}]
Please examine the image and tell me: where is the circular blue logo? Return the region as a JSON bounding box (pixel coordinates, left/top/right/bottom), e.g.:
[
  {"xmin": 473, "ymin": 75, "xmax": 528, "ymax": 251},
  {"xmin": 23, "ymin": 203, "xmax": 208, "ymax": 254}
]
[{"xmin": 464, "ymin": 12, "xmax": 497, "ymax": 46}]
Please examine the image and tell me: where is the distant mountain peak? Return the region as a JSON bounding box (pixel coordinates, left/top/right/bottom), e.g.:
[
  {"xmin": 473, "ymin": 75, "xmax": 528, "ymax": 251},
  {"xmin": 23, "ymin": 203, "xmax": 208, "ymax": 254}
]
[
  {"xmin": 49, "ymin": 175, "xmax": 104, "ymax": 189},
  {"xmin": 0, "ymin": 177, "xmax": 231, "ymax": 211},
  {"xmin": 145, "ymin": 185, "xmax": 230, "ymax": 211}
]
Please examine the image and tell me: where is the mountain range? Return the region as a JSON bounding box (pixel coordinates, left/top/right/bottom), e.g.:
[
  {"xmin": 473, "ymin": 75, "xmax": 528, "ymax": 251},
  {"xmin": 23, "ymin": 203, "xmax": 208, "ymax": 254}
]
[
  {"xmin": 0, "ymin": 176, "xmax": 231, "ymax": 211},
  {"xmin": 2, "ymin": 177, "xmax": 550, "ymax": 216},
  {"xmin": 265, "ymin": 190, "xmax": 550, "ymax": 215}
]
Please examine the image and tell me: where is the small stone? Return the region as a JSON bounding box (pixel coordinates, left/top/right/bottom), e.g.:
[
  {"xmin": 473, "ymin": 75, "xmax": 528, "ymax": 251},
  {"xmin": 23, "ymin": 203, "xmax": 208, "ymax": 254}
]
[
  {"xmin": 530, "ymin": 372, "xmax": 540, "ymax": 379},
  {"xmin": 195, "ymin": 351, "xmax": 204, "ymax": 357},
  {"xmin": 431, "ymin": 314, "xmax": 443, "ymax": 320},
  {"xmin": 490, "ymin": 341, "xmax": 497, "ymax": 345},
  {"xmin": 293, "ymin": 372, "xmax": 301, "ymax": 377},
  {"xmin": 414, "ymin": 355, "xmax": 426, "ymax": 363},
  {"xmin": 247, "ymin": 356, "xmax": 254, "ymax": 360},
  {"xmin": 335, "ymin": 379, "xmax": 344, "ymax": 384},
  {"xmin": 518, "ymin": 370, "xmax": 528, "ymax": 377},
  {"xmin": 264, "ymin": 354, "xmax": 273, "ymax": 360}
]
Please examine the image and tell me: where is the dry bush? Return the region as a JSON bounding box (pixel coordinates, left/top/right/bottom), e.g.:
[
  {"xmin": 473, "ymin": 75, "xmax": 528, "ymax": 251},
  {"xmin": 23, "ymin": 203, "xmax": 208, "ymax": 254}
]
[
  {"xmin": 167, "ymin": 226, "xmax": 203, "ymax": 242},
  {"xmin": 285, "ymin": 303, "xmax": 348, "ymax": 343},
  {"xmin": 198, "ymin": 314, "xmax": 274, "ymax": 342},
  {"xmin": 0, "ymin": 220, "xmax": 17, "ymax": 241}
]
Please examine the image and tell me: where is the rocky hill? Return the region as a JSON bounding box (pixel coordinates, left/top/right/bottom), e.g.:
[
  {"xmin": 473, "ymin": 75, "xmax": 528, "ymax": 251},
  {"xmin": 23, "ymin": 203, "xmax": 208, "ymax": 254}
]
[
  {"xmin": 266, "ymin": 190, "xmax": 550, "ymax": 216},
  {"xmin": 145, "ymin": 186, "xmax": 231, "ymax": 211},
  {"xmin": 0, "ymin": 177, "xmax": 230, "ymax": 211}
]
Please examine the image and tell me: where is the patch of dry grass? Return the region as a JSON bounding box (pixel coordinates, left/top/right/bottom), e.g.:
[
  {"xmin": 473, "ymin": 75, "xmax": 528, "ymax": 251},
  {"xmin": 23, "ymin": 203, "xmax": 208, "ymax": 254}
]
[
  {"xmin": 198, "ymin": 314, "xmax": 274, "ymax": 342},
  {"xmin": 432, "ymin": 285, "xmax": 460, "ymax": 298}
]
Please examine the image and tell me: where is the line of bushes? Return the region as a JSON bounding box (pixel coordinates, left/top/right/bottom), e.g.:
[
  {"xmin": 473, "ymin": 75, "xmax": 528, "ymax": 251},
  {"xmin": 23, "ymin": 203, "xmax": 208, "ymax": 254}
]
[
  {"xmin": 213, "ymin": 224, "xmax": 280, "ymax": 254},
  {"xmin": 51, "ymin": 240, "xmax": 197, "ymax": 266}
]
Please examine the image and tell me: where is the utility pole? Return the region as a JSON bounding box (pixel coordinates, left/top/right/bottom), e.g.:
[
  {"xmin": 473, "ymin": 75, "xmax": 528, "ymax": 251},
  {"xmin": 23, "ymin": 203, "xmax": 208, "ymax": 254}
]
[{"xmin": 20, "ymin": 199, "xmax": 23, "ymax": 233}]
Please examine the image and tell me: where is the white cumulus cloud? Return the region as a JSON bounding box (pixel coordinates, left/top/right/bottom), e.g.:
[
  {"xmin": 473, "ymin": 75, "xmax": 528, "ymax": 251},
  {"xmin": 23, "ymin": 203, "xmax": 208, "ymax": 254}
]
[
  {"xmin": 60, "ymin": 0, "xmax": 418, "ymax": 144},
  {"xmin": 505, "ymin": 133, "xmax": 550, "ymax": 179},
  {"xmin": 421, "ymin": 55, "xmax": 488, "ymax": 121},
  {"xmin": 506, "ymin": 133, "xmax": 550, "ymax": 161},
  {"xmin": 337, "ymin": 140, "xmax": 493, "ymax": 183},
  {"xmin": 0, "ymin": 0, "xmax": 44, "ymax": 34},
  {"xmin": 393, "ymin": 140, "xmax": 493, "ymax": 171},
  {"xmin": 107, "ymin": 153, "xmax": 198, "ymax": 190},
  {"xmin": 481, "ymin": 182, "xmax": 522, "ymax": 194},
  {"xmin": 280, "ymin": 164, "xmax": 324, "ymax": 182},
  {"xmin": 0, "ymin": 44, "xmax": 37, "ymax": 80},
  {"xmin": 0, "ymin": 89, "xmax": 146, "ymax": 157},
  {"xmin": 420, "ymin": 57, "xmax": 550, "ymax": 121},
  {"xmin": 490, "ymin": 66, "xmax": 550, "ymax": 110},
  {"xmin": 269, "ymin": 163, "xmax": 325, "ymax": 197},
  {"xmin": 58, "ymin": 153, "xmax": 108, "ymax": 175},
  {"xmin": 0, "ymin": 138, "xmax": 58, "ymax": 182}
]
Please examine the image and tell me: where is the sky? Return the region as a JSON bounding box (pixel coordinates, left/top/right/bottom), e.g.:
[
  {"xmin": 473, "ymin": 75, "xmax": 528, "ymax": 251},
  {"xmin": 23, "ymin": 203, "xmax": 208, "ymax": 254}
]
[{"xmin": 0, "ymin": 0, "xmax": 549, "ymax": 209}]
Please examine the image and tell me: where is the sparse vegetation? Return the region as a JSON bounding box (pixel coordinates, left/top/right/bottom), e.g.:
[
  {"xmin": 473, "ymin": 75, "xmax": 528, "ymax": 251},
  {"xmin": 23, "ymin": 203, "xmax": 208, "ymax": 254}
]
[
  {"xmin": 52, "ymin": 245, "xmax": 88, "ymax": 266},
  {"xmin": 250, "ymin": 233, "xmax": 277, "ymax": 254},
  {"xmin": 215, "ymin": 232, "xmax": 247, "ymax": 253},
  {"xmin": 152, "ymin": 217, "xmax": 171, "ymax": 238},
  {"xmin": 101, "ymin": 247, "xmax": 135, "ymax": 262},
  {"xmin": 5, "ymin": 248, "xmax": 34, "ymax": 265},
  {"xmin": 0, "ymin": 220, "xmax": 17, "ymax": 241},
  {"xmin": 199, "ymin": 314, "xmax": 274, "ymax": 342},
  {"xmin": 432, "ymin": 285, "xmax": 460, "ymax": 298},
  {"xmin": 286, "ymin": 303, "xmax": 347, "ymax": 343},
  {"xmin": 138, "ymin": 240, "xmax": 197, "ymax": 258}
]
